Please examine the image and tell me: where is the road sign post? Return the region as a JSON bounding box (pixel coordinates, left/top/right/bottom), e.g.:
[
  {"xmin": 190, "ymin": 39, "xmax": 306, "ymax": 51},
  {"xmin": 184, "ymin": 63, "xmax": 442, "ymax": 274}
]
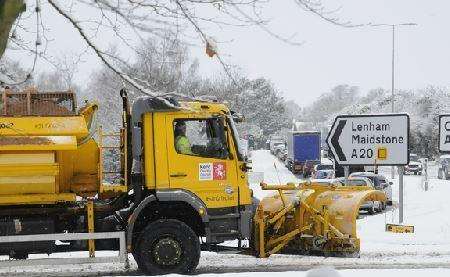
[
  {"xmin": 398, "ymin": 166, "xmax": 404, "ymax": 223},
  {"xmin": 327, "ymin": 114, "xmax": 410, "ymax": 224},
  {"xmin": 424, "ymin": 158, "xmax": 428, "ymax": 191}
]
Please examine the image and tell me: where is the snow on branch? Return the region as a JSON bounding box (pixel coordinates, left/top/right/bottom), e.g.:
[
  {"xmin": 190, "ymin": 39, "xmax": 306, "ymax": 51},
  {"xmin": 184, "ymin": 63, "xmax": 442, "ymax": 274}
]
[{"xmin": 295, "ymin": 0, "xmax": 364, "ymax": 28}]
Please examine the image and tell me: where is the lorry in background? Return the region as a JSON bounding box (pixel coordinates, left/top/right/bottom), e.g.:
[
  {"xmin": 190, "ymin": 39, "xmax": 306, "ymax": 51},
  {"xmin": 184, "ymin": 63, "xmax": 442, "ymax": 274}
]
[{"xmin": 286, "ymin": 131, "xmax": 321, "ymax": 176}]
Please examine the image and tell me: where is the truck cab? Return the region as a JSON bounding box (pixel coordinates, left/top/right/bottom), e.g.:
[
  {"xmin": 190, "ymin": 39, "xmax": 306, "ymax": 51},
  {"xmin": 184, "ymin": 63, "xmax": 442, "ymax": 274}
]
[{"xmin": 127, "ymin": 96, "xmax": 255, "ymax": 273}]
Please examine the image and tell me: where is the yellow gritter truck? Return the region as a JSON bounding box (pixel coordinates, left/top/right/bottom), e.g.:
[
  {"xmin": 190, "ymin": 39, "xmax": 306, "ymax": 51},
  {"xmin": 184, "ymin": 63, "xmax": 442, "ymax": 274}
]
[{"xmin": 0, "ymin": 88, "xmax": 385, "ymax": 274}]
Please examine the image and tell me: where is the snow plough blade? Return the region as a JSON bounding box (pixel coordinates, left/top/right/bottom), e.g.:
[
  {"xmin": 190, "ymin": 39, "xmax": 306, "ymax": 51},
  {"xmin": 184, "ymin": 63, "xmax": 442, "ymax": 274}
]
[{"xmin": 253, "ymin": 182, "xmax": 386, "ymax": 258}]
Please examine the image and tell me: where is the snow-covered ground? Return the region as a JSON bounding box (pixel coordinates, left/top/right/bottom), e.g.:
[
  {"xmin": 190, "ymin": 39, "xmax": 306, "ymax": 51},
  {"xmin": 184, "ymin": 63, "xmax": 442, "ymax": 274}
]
[{"xmin": 2, "ymin": 150, "xmax": 450, "ymax": 276}]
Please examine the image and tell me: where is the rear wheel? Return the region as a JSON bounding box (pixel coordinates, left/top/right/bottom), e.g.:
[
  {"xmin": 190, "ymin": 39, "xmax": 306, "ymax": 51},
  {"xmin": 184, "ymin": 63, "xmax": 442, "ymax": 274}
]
[{"xmin": 135, "ymin": 219, "xmax": 200, "ymax": 275}]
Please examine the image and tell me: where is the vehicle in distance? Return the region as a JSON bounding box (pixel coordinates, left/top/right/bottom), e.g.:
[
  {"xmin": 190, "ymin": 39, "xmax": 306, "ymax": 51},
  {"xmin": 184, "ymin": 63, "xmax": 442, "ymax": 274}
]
[
  {"xmin": 277, "ymin": 148, "xmax": 288, "ymax": 162},
  {"xmin": 349, "ymin": 172, "xmax": 393, "ymax": 206},
  {"xmin": 339, "ymin": 177, "xmax": 385, "ymax": 214},
  {"xmin": 314, "ymin": 163, "xmax": 334, "ymax": 172},
  {"xmin": 438, "ymin": 154, "xmax": 450, "ymax": 180},
  {"xmin": 404, "ymin": 153, "xmax": 423, "ymax": 175},
  {"xmin": 286, "ymin": 131, "xmax": 321, "ymax": 176},
  {"xmin": 312, "ymin": 169, "xmax": 334, "ymax": 179},
  {"xmin": 273, "ymin": 143, "xmax": 286, "ymax": 157}
]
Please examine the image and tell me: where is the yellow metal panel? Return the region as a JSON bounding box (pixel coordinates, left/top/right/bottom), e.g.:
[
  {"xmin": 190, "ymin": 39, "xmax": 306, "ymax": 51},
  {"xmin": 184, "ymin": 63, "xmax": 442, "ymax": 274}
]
[
  {"xmin": 0, "ymin": 193, "xmax": 76, "ymax": 205},
  {"xmin": 57, "ymin": 150, "xmax": 74, "ymax": 194},
  {"xmin": 0, "ymin": 181, "xmax": 55, "ymax": 195},
  {"xmin": 143, "ymin": 113, "xmax": 155, "ymax": 189},
  {"xmin": 0, "ymin": 164, "xmax": 59, "ymax": 176},
  {"xmin": 0, "ymin": 116, "xmax": 89, "ymax": 138},
  {"xmin": 74, "ymin": 139, "xmax": 99, "ymax": 174},
  {"xmin": 0, "ymin": 153, "xmax": 54, "ymax": 164},
  {"xmin": 70, "ymin": 139, "xmax": 99, "ymax": 195},
  {"xmin": 154, "ymin": 113, "xmax": 169, "ymax": 189},
  {"xmin": 0, "ymin": 175, "xmax": 54, "ymax": 184},
  {"xmin": 0, "ymin": 176, "xmax": 56, "ymax": 194},
  {"xmin": 0, "ymin": 136, "xmax": 77, "ymax": 151}
]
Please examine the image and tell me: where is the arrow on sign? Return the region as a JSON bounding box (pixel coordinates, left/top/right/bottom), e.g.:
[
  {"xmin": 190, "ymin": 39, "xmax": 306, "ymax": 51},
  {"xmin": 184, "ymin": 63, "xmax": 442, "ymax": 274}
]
[{"xmin": 331, "ymin": 119, "xmax": 347, "ymax": 161}]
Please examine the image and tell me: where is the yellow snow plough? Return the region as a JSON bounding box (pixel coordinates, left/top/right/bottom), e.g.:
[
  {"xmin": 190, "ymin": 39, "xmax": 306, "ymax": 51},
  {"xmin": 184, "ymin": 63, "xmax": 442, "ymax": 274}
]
[
  {"xmin": 254, "ymin": 182, "xmax": 385, "ymax": 257},
  {"xmin": 0, "ymin": 88, "xmax": 385, "ymax": 274}
]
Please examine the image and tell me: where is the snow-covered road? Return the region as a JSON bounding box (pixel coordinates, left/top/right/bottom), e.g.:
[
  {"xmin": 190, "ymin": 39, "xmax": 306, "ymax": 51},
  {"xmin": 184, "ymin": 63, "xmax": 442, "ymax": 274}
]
[{"xmin": 2, "ymin": 150, "xmax": 450, "ymax": 276}]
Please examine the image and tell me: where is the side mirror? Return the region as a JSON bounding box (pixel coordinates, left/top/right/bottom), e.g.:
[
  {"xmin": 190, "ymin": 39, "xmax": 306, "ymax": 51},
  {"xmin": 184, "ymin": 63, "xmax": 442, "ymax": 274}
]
[{"xmin": 230, "ymin": 111, "xmax": 245, "ymax": 122}]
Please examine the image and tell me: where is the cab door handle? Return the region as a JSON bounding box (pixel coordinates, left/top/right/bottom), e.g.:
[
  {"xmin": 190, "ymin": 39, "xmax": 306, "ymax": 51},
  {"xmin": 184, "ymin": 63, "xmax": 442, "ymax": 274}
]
[{"xmin": 170, "ymin": 173, "xmax": 187, "ymax": 177}]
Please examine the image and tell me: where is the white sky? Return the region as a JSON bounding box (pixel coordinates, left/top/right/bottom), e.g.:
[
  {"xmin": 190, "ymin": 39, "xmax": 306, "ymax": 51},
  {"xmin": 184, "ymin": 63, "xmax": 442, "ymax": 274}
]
[{"xmin": 4, "ymin": 0, "xmax": 450, "ymax": 107}]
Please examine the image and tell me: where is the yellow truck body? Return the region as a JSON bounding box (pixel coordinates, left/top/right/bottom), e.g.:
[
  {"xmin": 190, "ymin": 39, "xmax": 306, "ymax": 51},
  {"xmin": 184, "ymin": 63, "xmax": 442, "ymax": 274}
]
[{"xmin": 0, "ymin": 89, "xmax": 387, "ymax": 275}]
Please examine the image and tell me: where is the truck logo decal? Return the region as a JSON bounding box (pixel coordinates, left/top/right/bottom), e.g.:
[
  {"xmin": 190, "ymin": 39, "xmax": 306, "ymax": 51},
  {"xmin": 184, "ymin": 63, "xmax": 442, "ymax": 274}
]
[
  {"xmin": 199, "ymin": 162, "xmax": 227, "ymax": 181},
  {"xmin": 199, "ymin": 163, "xmax": 213, "ymax": 180},
  {"xmin": 213, "ymin": 162, "xmax": 226, "ymax": 180}
]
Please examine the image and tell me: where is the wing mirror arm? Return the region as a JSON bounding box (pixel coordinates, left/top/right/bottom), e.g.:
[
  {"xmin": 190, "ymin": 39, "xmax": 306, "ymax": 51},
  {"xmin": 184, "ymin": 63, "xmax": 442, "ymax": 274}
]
[{"xmin": 240, "ymin": 163, "xmax": 252, "ymax": 172}]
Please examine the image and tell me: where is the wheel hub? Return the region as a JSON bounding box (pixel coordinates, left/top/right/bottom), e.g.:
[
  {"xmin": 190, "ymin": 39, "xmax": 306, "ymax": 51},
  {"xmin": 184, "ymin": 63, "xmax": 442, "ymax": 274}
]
[{"xmin": 152, "ymin": 237, "xmax": 182, "ymax": 266}]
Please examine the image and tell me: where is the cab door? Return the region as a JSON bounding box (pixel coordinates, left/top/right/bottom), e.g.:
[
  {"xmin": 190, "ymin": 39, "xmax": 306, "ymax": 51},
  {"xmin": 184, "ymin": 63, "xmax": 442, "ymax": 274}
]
[{"xmin": 166, "ymin": 114, "xmax": 239, "ymax": 209}]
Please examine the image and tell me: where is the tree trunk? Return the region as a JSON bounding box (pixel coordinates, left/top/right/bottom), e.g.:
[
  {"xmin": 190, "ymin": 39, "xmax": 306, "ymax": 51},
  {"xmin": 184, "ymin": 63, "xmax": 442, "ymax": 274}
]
[{"xmin": 0, "ymin": 0, "xmax": 25, "ymax": 59}]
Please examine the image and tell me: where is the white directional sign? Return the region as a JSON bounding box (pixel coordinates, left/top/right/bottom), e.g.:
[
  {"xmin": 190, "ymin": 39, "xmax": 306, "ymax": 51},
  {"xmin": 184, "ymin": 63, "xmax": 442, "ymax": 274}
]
[
  {"xmin": 326, "ymin": 114, "xmax": 410, "ymax": 165},
  {"xmin": 439, "ymin": 115, "xmax": 450, "ymax": 153}
]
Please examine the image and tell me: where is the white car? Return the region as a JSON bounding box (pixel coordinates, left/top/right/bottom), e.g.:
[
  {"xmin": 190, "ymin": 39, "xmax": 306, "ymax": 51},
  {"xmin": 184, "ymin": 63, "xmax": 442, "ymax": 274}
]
[
  {"xmin": 404, "ymin": 154, "xmax": 423, "ymax": 175},
  {"xmin": 312, "ymin": 169, "xmax": 335, "ymax": 179},
  {"xmin": 338, "ymin": 176, "xmax": 386, "ymax": 214},
  {"xmin": 271, "ymin": 143, "xmax": 285, "ymax": 156},
  {"xmin": 349, "ymin": 172, "xmax": 393, "ymax": 206}
]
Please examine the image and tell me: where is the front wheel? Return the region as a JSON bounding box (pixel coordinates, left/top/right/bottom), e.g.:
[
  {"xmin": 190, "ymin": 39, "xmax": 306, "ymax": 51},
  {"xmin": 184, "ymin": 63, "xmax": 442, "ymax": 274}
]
[{"xmin": 135, "ymin": 219, "xmax": 200, "ymax": 275}]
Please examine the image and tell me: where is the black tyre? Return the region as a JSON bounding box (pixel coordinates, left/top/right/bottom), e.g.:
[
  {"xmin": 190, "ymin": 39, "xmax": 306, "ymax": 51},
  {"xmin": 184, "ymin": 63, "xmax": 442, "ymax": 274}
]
[{"xmin": 134, "ymin": 219, "xmax": 200, "ymax": 275}]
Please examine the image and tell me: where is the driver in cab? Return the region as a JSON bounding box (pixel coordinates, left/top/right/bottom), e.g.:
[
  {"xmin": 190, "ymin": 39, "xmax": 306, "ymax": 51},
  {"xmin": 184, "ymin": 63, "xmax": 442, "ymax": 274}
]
[{"xmin": 174, "ymin": 121, "xmax": 193, "ymax": 155}]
